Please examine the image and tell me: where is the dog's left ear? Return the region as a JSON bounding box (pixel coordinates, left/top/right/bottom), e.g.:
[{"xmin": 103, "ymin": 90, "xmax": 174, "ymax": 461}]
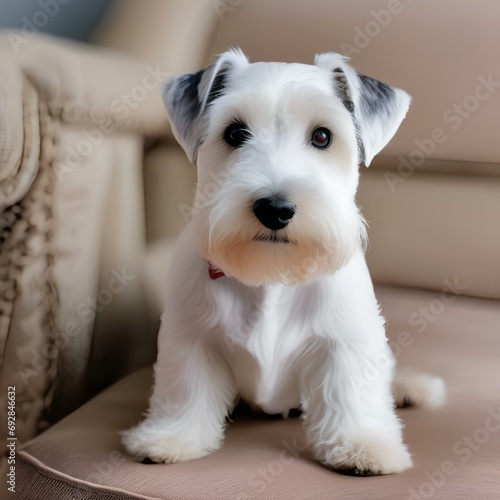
[
  {"xmin": 163, "ymin": 48, "xmax": 250, "ymax": 163},
  {"xmin": 315, "ymin": 53, "xmax": 411, "ymax": 166}
]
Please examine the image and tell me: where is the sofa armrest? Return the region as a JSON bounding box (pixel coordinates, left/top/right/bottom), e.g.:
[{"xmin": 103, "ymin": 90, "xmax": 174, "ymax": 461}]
[
  {"xmin": 0, "ymin": 34, "xmax": 164, "ymax": 447},
  {"xmin": 2, "ymin": 32, "xmax": 169, "ymax": 138},
  {"xmin": 0, "ymin": 50, "xmax": 40, "ymax": 212}
]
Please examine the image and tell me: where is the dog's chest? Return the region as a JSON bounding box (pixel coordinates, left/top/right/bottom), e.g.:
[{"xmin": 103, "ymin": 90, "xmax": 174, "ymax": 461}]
[{"xmin": 214, "ymin": 282, "xmax": 318, "ymax": 415}]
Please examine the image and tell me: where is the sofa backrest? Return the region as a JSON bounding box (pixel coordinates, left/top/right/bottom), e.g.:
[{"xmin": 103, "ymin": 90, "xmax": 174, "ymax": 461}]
[{"xmin": 96, "ymin": 0, "xmax": 500, "ymax": 299}]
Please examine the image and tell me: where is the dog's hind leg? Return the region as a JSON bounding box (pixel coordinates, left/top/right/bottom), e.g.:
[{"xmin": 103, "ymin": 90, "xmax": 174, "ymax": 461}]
[{"xmin": 392, "ymin": 367, "xmax": 446, "ymax": 410}]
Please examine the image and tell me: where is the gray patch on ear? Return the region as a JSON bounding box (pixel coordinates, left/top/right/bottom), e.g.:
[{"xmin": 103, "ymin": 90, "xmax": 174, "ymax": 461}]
[
  {"xmin": 315, "ymin": 52, "xmax": 411, "ymax": 166},
  {"xmin": 205, "ymin": 70, "xmax": 227, "ymax": 108},
  {"xmin": 333, "ymin": 67, "xmax": 354, "ymax": 112},
  {"xmin": 165, "ymin": 69, "xmax": 205, "ymax": 157},
  {"xmin": 163, "ymin": 67, "xmax": 229, "ymax": 162},
  {"xmin": 163, "ymin": 48, "xmax": 250, "ymax": 163},
  {"xmin": 333, "ymin": 68, "xmax": 365, "ymax": 163},
  {"xmin": 358, "ymin": 75, "xmax": 396, "ymax": 119}
]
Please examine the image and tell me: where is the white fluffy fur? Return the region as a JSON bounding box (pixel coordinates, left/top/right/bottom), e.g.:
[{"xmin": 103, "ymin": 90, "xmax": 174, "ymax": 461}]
[{"xmin": 123, "ymin": 50, "xmax": 445, "ymax": 475}]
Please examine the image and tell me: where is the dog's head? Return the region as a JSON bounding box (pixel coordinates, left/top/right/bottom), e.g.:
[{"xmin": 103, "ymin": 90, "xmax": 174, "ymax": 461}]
[{"xmin": 163, "ymin": 49, "xmax": 410, "ymax": 286}]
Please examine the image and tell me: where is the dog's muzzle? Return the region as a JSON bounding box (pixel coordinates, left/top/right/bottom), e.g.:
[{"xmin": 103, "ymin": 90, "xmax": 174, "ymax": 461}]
[{"xmin": 253, "ymin": 197, "xmax": 296, "ymax": 230}]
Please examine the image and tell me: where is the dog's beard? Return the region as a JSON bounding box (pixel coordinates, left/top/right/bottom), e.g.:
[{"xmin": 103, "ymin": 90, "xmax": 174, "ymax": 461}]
[
  {"xmin": 196, "ymin": 210, "xmax": 366, "ymax": 286},
  {"xmin": 206, "ymin": 238, "xmax": 343, "ymax": 286}
]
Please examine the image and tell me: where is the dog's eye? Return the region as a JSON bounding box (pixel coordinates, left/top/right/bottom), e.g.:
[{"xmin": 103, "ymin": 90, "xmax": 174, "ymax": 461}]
[
  {"xmin": 224, "ymin": 122, "xmax": 252, "ymax": 148},
  {"xmin": 311, "ymin": 127, "xmax": 332, "ymax": 149}
]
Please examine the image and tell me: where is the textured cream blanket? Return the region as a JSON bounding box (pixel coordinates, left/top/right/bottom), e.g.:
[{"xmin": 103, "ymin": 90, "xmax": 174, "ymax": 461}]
[{"xmin": 0, "ymin": 33, "xmax": 168, "ymax": 446}]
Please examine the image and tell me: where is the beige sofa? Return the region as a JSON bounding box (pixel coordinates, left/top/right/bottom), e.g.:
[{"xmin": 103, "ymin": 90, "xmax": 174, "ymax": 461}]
[{"xmin": 1, "ymin": 1, "xmax": 499, "ymax": 498}]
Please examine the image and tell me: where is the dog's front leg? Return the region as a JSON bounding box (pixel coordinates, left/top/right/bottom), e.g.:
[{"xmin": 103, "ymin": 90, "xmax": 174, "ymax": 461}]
[
  {"xmin": 300, "ymin": 331, "xmax": 413, "ymax": 475},
  {"xmin": 122, "ymin": 230, "xmax": 237, "ymax": 463},
  {"xmin": 122, "ymin": 317, "xmax": 236, "ymax": 463}
]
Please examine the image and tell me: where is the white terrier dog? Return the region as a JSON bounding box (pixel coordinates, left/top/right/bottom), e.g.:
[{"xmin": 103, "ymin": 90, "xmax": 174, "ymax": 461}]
[{"xmin": 123, "ymin": 49, "xmax": 445, "ymax": 475}]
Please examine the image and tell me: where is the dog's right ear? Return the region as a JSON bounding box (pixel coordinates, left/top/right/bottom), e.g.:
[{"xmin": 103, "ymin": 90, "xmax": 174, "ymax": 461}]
[{"xmin": 162, "ymin": 48, "xmax": 249, "ymax": 163}]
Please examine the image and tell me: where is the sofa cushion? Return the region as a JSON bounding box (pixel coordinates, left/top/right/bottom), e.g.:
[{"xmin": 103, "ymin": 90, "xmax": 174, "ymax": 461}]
[
  {"xmin": 14, "ymin": 286, "xmax": 500, "ymax": 499},
  {"xmin": 358, "ymin": 169, "xmax": 500, "ymax": 300}
]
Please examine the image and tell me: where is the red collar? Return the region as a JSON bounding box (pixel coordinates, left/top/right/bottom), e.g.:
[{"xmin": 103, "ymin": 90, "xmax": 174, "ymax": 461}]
[{"xmin": 208, "ymin": 263, "xmax": 225, "ymax": 280}]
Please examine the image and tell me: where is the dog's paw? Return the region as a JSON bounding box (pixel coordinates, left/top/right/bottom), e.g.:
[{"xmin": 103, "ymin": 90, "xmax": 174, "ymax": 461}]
[
  {"xmin": 393, "ymin": 367, "xmax": 446, "ymax": 409},
  {"xmin": 320, "ymin": 437, "xmax": 412, "ymax": 475},
  {"xmin": 121, "ymin": 423, "xmax": 221, "ymax": 464}
]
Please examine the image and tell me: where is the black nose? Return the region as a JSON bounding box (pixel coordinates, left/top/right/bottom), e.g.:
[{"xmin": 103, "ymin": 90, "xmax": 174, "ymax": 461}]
[{"xmin": 253, "ymin": 197, "xmax": 296, "ymax": 230}]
